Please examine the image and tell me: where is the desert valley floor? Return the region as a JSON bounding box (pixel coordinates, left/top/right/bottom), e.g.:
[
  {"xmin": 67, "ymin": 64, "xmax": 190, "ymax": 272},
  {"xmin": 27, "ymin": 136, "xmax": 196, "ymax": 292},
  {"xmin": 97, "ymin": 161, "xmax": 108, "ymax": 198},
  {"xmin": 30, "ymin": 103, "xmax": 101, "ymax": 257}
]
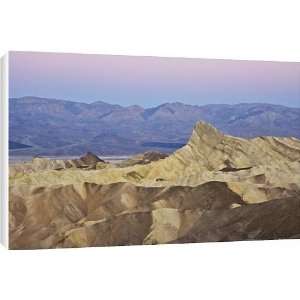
[{"xmin": 9, "ymin": 122, "xmax": 300, "ymax": 249}]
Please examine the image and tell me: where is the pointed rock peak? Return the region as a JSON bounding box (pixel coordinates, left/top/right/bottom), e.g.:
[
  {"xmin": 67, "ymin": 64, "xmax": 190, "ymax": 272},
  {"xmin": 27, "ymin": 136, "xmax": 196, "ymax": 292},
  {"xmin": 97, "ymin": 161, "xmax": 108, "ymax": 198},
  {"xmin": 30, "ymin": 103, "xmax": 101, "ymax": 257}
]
[
  {"xmin": 80, "ymin": 152, "xmax": 104, "ymax": 164},
  {"xmin": 193, "ymin": 121, "xmax": 223, "ymax": 136},
  {"xmin": 187, "ymin": 121, "xmax": 224, "ymax": 146}
]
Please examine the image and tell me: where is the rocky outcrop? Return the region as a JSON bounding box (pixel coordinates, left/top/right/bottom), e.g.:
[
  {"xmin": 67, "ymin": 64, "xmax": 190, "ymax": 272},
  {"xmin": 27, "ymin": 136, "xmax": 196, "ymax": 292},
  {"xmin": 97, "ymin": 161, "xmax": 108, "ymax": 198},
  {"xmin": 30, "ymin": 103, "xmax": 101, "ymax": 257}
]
[
  {"xmin": 9, "ymin": 181, "xmax": 245, "ymax": 249},
  {"xmin": 10, "ymin": 122, "xmax": 300, "ymax": 186},
  {"xmin": 8, "ymin": 121, "xmax": 300, "ymax": 249},
  {"xmin": 9, "ymin": 180, "xmax": 300, "ymax": 249},
  {"xmin": 79, "ymin": 152, "xmax": 104, "ymax": 165},
  {"xmin": 133, "ymin": 121, "xmax": 300, "ymax": 184},
  {"xmin": 116, "ymin": 151, "xmax": 168, "ymax": 167},
  {"xmin": 9, "ymin": 152, "xmax": 107, "ymax": 176},
  {"xmin": 175, "ymin": 196, "xmax": 300, "ymax": 243}
]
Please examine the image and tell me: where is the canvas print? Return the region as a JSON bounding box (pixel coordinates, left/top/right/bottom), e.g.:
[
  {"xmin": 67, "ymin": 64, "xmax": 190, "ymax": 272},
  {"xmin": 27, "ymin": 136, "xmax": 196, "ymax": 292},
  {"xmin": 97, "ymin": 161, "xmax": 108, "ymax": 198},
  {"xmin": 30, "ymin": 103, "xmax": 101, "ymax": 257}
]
[{"xmin": 8, "ymin": 51, "xmax": 300, "ymax": 249}]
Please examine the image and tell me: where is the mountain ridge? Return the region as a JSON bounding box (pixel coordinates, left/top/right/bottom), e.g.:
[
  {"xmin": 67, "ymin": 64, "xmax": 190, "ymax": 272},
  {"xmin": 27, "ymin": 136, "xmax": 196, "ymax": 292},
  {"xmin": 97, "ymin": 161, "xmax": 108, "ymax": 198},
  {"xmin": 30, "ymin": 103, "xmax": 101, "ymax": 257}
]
[
  {"xmin": 9, "ymin": 96, "xmax": 300, "ymax": 155},
  {"xmin": 10, "ymin": 95, "xmax": 299, "ymax": 109}
]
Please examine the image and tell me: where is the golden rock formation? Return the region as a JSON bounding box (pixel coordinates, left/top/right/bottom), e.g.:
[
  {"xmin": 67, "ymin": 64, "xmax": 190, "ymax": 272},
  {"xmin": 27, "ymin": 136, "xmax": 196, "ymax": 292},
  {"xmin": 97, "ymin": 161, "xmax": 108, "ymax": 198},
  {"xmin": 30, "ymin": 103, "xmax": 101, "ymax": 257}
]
[{"xmin": 9, "ymin": 122, "xmax": 300, "ymax": 249}]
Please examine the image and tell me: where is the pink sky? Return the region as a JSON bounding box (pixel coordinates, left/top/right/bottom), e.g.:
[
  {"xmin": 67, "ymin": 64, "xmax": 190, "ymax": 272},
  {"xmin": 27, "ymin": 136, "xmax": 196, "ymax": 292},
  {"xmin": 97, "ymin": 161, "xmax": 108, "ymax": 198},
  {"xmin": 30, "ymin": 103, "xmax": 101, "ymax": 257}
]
[{"xmin": 9, "ymin": 51, "xmax": 300, "ymax": 107}]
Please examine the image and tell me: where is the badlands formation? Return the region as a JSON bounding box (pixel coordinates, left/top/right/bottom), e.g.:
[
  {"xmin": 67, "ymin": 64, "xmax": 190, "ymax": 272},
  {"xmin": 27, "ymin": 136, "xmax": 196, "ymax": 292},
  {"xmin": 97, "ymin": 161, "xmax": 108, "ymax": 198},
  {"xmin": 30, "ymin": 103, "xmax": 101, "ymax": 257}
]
[{"xmin": 9, "ymin": 122, "xmax": 300, "ymax": 249}]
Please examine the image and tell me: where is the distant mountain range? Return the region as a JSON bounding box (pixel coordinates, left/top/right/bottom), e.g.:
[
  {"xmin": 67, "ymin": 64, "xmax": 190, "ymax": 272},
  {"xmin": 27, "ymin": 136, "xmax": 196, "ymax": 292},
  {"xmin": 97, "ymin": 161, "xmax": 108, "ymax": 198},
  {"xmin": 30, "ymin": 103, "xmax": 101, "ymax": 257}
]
[{"xmin": 9, "ymin": 96, "xmax": 300, "ymax": 155}]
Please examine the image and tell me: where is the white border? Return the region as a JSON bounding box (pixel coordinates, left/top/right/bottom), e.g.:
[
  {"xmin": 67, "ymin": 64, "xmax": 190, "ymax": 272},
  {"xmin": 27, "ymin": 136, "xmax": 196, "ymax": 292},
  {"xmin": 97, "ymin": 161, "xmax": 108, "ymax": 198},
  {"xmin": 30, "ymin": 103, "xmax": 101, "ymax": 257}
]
[{"xmin": 0, "ymin": 53, "xmax": 8, "ymax": 248}]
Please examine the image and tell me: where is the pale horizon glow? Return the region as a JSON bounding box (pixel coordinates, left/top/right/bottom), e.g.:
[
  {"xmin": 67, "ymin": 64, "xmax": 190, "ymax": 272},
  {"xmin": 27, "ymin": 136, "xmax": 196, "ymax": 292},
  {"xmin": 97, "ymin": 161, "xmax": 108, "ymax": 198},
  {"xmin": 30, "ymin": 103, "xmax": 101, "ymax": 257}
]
[{"xmin": 9, "ymin": 51, "xmax": 300, "ymax": 108}]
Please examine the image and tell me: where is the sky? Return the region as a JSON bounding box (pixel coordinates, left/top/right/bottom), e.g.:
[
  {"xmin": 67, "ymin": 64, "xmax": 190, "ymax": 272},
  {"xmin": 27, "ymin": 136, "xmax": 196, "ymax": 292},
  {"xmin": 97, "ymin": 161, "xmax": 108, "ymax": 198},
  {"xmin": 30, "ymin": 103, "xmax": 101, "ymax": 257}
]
[{"xmin": 9, "ymin": 51, "xmax": 300, "ymax": 108}]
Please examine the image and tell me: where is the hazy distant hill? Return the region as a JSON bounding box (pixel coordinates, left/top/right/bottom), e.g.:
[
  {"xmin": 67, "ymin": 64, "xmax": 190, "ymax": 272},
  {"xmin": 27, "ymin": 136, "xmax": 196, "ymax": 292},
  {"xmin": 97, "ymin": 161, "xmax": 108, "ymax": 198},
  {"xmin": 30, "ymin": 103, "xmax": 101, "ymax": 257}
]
[
  {"xmin": 9, "ymin": 141, "xmax": 32, "ymax": 150},
  {"xmin": 9, "ymin": 96, "xmax": 300, "ymax": 155}
]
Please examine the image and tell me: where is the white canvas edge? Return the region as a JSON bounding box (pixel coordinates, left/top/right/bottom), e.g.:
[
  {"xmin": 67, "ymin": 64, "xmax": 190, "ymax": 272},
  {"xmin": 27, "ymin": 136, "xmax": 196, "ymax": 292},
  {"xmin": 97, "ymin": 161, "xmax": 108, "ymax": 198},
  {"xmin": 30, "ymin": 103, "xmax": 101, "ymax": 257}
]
[{"xmin": 0, "ymin": 53, "xmax": 9, "ymax": 248}]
